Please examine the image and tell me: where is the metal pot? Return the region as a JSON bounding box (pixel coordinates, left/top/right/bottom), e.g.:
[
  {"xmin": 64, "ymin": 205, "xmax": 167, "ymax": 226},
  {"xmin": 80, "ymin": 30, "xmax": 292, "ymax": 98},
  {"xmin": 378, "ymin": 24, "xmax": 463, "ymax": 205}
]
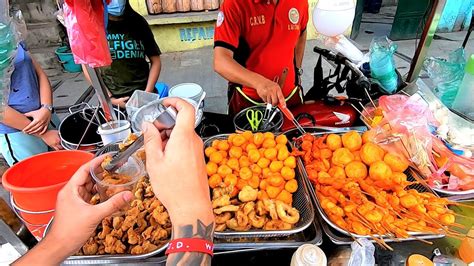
[{"xmin": 58, "ymin": 103, "xmax": 124, "ymax": 153}]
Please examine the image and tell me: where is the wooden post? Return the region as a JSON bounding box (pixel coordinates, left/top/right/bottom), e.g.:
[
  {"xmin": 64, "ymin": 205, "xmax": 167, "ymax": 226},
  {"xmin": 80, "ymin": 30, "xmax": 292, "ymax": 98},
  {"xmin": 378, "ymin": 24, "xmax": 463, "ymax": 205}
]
[
  {"xmin": 191, "ymin": 0, "xmax": 204, "ymax": 11},
  {"xmin": 162, "ymin": 0, "xmax": 177, "ymax": 13},
  {"xmin": 177, "ymin": 0, "xmax": 191, "ymax": 12},
  {"xmin": 146, "ymin": 0, "xmax": 162, "ymax": 14}
]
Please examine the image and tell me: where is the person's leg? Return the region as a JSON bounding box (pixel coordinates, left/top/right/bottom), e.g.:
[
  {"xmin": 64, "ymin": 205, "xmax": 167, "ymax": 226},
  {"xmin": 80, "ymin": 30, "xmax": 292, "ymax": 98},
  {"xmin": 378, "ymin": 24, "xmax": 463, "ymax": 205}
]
[{"xmin": 0, "ymin": 132, "xmax": 49, "ymax": 166}]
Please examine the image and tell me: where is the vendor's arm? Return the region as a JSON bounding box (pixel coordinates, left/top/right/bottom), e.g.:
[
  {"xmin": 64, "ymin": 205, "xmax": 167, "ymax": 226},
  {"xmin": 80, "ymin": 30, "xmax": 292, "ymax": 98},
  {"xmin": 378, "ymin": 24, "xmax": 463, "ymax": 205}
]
[
  {"xmin": 145, "ymin": 55, "xmax": 161, "ymax": 93},
  {"xmin": 22, "ymin": 57, "xmax": 53, "ymax": 135},
  {"xmin": 214, "ymin": 47, "xmax": 285, "ymax": 106},
  {"xmin": 144, "ymin": 98, "xmax": 214, "ymax": 265},
  {"xmin": 294, "ymin": 30, "xmax": 307, "ymax": 85}
]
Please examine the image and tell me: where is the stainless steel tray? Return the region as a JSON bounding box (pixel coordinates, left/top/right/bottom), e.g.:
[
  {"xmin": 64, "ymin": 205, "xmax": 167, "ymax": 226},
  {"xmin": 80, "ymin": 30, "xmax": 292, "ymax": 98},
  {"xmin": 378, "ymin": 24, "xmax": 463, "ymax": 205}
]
[
  {"xmin": 59, "ymin": 220, "xmax": 323, "ymax": 264},
  {"xmin": 290, "ymin": 128, "xmax": 445, "ymax": 241},
  {"xmin": 43, "ymin": 218, "xmax": 168, "ymax": 261},
  {"xmin": 204, "ymin": 134, "xmax": 315, "ymax": 239}
]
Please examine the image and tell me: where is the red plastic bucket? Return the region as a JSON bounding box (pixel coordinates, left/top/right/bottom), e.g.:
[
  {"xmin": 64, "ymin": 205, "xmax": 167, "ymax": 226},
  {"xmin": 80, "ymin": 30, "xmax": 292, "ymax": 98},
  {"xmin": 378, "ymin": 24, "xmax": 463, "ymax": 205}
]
[
  {"xmin": 2, "ymin": 150, "xmax": 94, "ymax": 211},
  {"xmin": 10, "ymin": 196, "xmax": 54, "ymax": 241}
]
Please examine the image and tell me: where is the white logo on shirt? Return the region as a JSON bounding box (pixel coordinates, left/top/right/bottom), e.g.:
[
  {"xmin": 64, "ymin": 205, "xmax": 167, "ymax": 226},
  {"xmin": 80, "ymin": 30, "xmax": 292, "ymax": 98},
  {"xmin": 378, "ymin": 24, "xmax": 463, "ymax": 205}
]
[
  {"xmin": 217, "ymin": 11, "xmax": 225, "ymax": 27},
  {"xmin": 288, "ymin": 8, "xmax": 299, "ymax": 25}
]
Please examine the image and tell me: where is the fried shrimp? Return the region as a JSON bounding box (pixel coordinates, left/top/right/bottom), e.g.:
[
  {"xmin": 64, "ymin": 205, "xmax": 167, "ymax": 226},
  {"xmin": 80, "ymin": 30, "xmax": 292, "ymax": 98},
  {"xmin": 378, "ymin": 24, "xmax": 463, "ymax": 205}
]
[{"xmin": 275, "ymin": 200, "xmax": 300, "ymax": 224}]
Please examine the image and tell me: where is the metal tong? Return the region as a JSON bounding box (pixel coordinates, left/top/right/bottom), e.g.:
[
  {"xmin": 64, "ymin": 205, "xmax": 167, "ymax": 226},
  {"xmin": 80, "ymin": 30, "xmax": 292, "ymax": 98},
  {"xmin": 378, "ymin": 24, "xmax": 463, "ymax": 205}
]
[
  {"xmin": 103, "ymin": 105, "xmax": 177, "ymax": 172},
  {"xmin": 276, "ymin": 68, "xmax": 306, "ymax": 135}
]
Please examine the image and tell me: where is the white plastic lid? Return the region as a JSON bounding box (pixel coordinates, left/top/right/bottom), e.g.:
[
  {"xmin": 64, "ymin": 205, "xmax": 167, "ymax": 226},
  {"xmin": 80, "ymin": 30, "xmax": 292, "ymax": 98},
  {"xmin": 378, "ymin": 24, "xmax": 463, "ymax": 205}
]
[
  {"xmin": 291, "ymin": 244, "xmax": 327, "ymax": 266},
  {"xmin": 169, "ymin": 83, "xmax": 203, "ymax": 99}
]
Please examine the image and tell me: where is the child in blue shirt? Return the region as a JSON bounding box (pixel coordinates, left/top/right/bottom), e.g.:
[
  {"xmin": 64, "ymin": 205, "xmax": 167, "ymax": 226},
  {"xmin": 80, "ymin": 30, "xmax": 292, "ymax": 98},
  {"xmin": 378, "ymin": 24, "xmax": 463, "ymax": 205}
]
[{"xmin": 0, "ymin": 42, "xmax": 62, "ymax": 166}]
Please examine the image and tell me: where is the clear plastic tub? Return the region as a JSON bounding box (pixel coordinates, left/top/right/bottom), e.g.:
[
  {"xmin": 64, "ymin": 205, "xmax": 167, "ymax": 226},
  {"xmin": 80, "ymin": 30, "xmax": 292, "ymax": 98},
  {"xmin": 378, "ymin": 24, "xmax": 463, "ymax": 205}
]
[
  {"xmin": 125, "ymin": 90, "xmax": 160, "ymax": 119},
  {"xmin": 90, "ymin": 152, "xmax": 145, "ymax": 202}
]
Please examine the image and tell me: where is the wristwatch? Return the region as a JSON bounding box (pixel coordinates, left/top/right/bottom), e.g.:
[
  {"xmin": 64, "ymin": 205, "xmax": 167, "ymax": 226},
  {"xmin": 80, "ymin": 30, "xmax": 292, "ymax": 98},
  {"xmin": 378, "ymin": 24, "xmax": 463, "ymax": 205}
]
[
  {"xmin": 296, "ymin": 68, "xmax": 304, "ymax": 76},
  {"xmin": 41, "ymin": 103, "xmax": 54, "ymax": 112}
]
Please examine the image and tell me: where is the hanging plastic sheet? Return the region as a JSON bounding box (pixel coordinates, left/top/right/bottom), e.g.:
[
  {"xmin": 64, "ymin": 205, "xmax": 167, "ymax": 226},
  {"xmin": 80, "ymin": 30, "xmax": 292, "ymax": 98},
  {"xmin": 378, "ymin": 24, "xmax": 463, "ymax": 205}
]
[{"xmin": 63, "ymin": 0, "xmax": 112, "ymax": 67}]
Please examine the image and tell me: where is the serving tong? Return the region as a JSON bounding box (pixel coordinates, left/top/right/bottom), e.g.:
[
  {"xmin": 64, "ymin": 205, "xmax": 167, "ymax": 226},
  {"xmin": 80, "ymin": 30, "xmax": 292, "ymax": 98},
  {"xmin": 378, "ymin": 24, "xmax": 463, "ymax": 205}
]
[
  {"xmin": 275, "ymin": 68, "xmax": 306, "ymax": 135},
  {"xmin": 103, "ymin": 105, "xmax": 177, "ymax": 172}
]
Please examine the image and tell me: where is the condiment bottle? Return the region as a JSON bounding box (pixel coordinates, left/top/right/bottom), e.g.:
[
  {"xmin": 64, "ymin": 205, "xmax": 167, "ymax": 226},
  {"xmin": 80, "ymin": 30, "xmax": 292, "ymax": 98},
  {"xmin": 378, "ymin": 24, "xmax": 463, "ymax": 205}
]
[{"xmin": 290, "ymin": 244, "xmax": 327, "ymax": 266}]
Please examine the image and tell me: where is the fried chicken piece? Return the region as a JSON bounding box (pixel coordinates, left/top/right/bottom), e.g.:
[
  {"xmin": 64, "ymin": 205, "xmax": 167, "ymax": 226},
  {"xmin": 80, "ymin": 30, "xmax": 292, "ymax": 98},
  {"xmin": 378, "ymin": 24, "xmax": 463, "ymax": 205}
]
[
  {"xmin": 113, "ymin": 216, "xmax": 124, "ymax": 230},
  {"xmin": 214, "ymin": 205, "xmax": 239, "ymax": 214},
  {"xmin": 119, "ymin": 133, "xmax": 138, "ymax": 150},
  {"xmin": 121, "ymin": 215, "xmax": 137, "ymax": 232},
  {"xmin": 144, "ymin": 185, "xmax": 154, "ymax": 198},
  {"xmin": 212, "ymin": 185, "xmax": 233, "ymax": 199},
  {"xmin": 127, "ymin": 228, "xmax": 141, "ymax": 245},
  {"xmin": 98, "ymin": 218, "xmax": 112, "ymax": 239},
  {"xmin": 151, "ymin": 228, "xmax": 168, "ymax": 244},
  {"xmin": 141, "ymin": 226, "xmax": 154, "ymax": 241},
  {"xmin": 136, "ymin": 149, "xmax": 146, "ymax": 163},
  {"xmin": 130, "ymin": 245, "xmax": 145, "ymax": 255},
  {"xmin": 104, "ymin": 235, "xmax": 126, "ymax": 254},
  {"xmin": 136, "ymin": 217, "xmax": 148, "ymax": 233},
  {"xmin": 142, "ymin": 240, "xmax": 158, "ymax": 253},
  {"xmin": 110, "ymin": 228, "xmax": 124, "ymax": 239},
  {"xmin": 152, "ymin": 207, "xmax": 170, "ymax": 225},
  {"xmin": 89, "ymin": 194, "xmax": 100, "ymax": 205},
  {"xmin": 212, "ymin": 195, "xmax": 231, "ymax": 209},
  {"xmin": 82, "ymin": 237, "xmax": 99, "ymax": 255}
]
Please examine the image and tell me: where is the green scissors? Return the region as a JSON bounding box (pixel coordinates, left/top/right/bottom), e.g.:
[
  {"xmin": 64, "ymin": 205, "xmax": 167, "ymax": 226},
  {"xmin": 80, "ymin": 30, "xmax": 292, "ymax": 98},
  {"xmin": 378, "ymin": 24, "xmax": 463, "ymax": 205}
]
[{"xmin": 246, "ymin": 109, "xmax": 263, "ymax": 131}]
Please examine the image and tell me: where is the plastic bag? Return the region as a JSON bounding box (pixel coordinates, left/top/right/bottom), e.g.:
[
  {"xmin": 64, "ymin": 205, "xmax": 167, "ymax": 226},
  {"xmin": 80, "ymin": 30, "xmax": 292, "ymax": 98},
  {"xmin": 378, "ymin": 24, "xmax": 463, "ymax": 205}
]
[
  {"xmin": 63, "ymin": 0, "xmax": 111, "ymax": 67},
  {"xmin": 423, "ymin": 48, "xmax": 465, "ymax": 108},
  {"xmin": 347, "ymin": 239, "xmax": 375, "ymax": 266},
  {"xmin": 369, "ymin": 36, "xmax": 398, "ymax": 94}
]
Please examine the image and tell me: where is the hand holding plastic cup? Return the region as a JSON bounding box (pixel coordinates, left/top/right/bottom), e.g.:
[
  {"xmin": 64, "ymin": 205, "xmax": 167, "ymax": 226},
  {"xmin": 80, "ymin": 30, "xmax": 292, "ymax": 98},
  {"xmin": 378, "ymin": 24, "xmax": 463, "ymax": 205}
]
[{"xmin": 90, "ymin": 152, "xmax": 145, "ymax": 202}]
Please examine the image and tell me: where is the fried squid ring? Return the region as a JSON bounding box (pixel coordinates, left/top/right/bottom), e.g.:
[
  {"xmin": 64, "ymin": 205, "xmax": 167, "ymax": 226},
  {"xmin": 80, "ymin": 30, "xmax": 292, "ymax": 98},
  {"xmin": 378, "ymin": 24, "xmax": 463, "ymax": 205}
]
[
  {"xmin": 275, "ymin": 200, "xmax": 300, "ymax": 224},
  {"xmin": 249, "ymin": 211, "xmax": 266, "ymax": 228},
  {"xmin": 226, "ymin": 218, "xmax": 251, "ymax": 231},
  {"xmin": 263, "ymin": 199, "xmax": 278, "ymax": 220},
  {"xmin": 236, "ymin": 210, "xmax": 249, "ymax": 227},
  {"xmin": 263, "ymin": 220, "xmax": 292, "ymax": 231},
  {"xmin": 215, "ymin": 212, "xmax": 232, "ymax": 224}
]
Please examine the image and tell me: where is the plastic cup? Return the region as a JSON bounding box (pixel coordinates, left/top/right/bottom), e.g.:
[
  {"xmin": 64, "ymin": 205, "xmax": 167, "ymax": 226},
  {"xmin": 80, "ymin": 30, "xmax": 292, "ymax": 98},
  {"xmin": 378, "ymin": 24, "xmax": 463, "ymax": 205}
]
[
  {"xmin": 90, "ymin": 152, "xmax": 145, "ymax": 202},
  {"xmin": 97, "ymin": 120, "xmax": 131, "ymax": 145}
]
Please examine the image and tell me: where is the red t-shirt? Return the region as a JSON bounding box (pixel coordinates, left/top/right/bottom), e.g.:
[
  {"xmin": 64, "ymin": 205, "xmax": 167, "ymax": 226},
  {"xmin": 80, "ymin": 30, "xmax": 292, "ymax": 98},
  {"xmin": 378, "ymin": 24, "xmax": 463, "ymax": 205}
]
[{"xmin": 214, "ymin": 0, "xmax": 309, "ymax": 101}]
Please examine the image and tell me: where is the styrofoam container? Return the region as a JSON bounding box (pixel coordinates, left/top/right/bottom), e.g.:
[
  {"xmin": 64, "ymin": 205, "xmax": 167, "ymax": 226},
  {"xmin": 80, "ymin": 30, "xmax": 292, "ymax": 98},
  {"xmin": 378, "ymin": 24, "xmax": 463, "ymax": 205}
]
[{"xmin": 97, "ymin": 120, "xmax": 131, "ymax": 145}]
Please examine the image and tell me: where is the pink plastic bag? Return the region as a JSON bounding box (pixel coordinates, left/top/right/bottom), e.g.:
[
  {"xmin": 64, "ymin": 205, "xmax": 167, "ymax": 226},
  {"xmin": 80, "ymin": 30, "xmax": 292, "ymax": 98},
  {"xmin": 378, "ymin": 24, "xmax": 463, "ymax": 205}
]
[{"xmin": 63, "ymin": 0, "xmax": 111, "ymax": 67}]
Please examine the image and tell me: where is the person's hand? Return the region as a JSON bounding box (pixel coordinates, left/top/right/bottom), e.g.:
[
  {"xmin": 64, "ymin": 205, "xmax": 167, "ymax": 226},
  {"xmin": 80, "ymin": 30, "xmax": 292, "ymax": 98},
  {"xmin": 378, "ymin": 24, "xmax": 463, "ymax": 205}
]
[
  {"xmin": 254, "ymin": 77, "xmax": 286, "ymax": 107},
  {"xmin": 47, "ymin": 157, "xmax": 134, "ymax": 256},
  {"xmin": 23, "ymin": 107, "xmax": 51, "ymax": 135},
  {"xmin": 143, "ymin": 98, "xmax": 213, "ymax": 226},
  {"xmin": 110, "ymin": 96, "xmax": 130, "ymax": 108},
  {"xmin": 39, "ymin": 130, "xmax": 63, "ymax": 150}
]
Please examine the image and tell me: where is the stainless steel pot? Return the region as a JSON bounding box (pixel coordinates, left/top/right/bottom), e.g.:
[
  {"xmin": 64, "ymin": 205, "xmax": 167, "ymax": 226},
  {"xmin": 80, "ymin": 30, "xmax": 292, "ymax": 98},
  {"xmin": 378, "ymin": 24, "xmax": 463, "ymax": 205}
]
[{"xmin": 58, "ymin": 103, "xmax": 124, "ymax": 152}]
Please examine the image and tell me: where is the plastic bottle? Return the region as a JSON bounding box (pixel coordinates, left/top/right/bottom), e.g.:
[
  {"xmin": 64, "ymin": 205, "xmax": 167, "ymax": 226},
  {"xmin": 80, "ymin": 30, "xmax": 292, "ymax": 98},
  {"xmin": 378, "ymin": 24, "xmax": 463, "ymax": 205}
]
[
  {"xmin": 290, "ymin": 244, "xmax": 327, "ymax": 266},
  {"xmin": 369, "ymin": 37, "xmax": 398, "ymax": 94},
  {"xmin": 452, "ymin": 54, "xmax": 474, "ymax": 119}
]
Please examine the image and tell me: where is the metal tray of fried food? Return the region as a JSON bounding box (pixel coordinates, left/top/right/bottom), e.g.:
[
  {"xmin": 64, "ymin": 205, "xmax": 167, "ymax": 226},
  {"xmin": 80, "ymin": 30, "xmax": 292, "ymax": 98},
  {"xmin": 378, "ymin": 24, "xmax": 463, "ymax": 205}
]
[
  {"xmin": 59, "ymin": 220, "xmax": 323, "ymax": 265},
  {"xmin": 204, "ymin": 134, "xmax": 315, "ymax": 239},
  {"xmin": 290, "ymin": 129, "xmax": 445, "ymax": 242}
]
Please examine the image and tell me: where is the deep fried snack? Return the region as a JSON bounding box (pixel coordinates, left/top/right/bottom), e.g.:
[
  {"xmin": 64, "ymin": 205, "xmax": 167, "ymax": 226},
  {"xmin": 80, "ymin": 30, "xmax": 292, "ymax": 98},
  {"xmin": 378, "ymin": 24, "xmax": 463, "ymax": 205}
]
[
  {"xmin": 249, "ymin": 211, "xmax": 266, "ymax": 228},
  {"xmin": 275, "ymin": 200, "xmax": 300, "ymax": 224},
  {"xmin": 226, "ymin": 218, "xmax": 251, "ymax": 231},
  {"xmin": 263, "ymin": 199, "xmax": 278, "ymax": 220},
  {"xmin": 215, "ymin": 223, "xmax": 227, "ymax": 232},
  {"xmin": 238, "ymin": 185, "xmax": 258, "ymax": 202},
  {"xmin": 82, "ymin": 237, "xmax": 99, "ymax": 255},
  {"xmin": 215, "ymin": 212, "xmax": 232, "ymax": 224},
  {"xmin": 263, "ymin": 220, "xmax": 292, "ymax": 231},
  {"xmin": 212, "ymin": 195, "xmax": 231, "ymax": 208},
  {"xmin": 214, "ymin": 205, "xmax": 239, "ymax": 214}
]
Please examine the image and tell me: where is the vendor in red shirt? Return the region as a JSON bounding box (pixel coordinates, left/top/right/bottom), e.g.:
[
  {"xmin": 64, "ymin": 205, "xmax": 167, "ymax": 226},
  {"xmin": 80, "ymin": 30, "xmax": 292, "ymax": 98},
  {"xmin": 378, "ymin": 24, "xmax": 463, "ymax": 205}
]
[{"xmin": 213, "ymin": 0, "xmax": 308, "ymax": 115}]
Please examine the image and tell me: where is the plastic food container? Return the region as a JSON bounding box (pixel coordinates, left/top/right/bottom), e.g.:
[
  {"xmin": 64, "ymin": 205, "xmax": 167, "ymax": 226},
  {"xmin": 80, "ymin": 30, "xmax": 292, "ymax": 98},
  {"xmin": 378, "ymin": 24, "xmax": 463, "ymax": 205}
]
[
  {"xmin": 90, "ymin": 152, "xmax": 145, "ymax": 202},
  {"xmin": 168, "ymin": 83, "xmax": 204, "ymax": 109}
]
